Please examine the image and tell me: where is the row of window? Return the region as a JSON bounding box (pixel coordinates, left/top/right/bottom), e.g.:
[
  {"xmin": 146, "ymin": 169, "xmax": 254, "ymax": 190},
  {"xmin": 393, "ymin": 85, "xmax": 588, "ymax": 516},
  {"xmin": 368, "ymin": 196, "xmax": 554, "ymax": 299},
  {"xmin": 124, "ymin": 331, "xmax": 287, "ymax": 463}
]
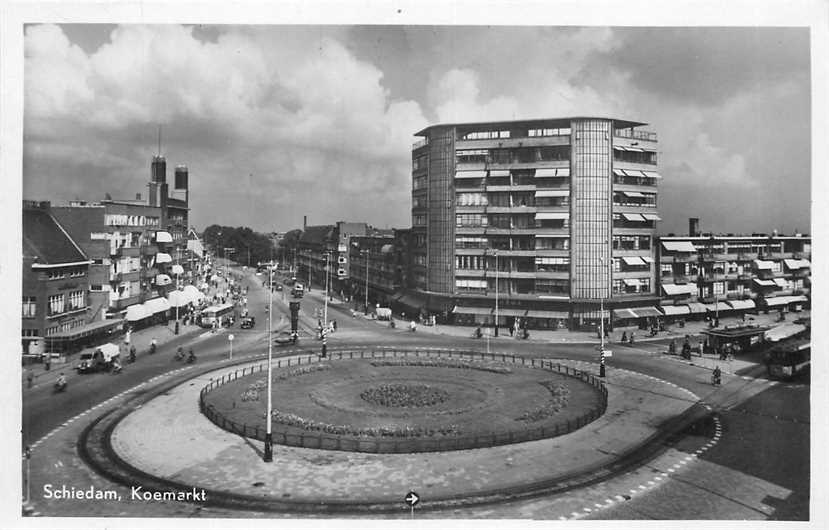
[
  {"xmin": 455, "ymin": 192, "xmax": 569, "ymax": 208},
  {"xmin": 104, "ymin": 214, "xmax": 160, "ymax": 227},
  {"xmin": 613, "ymin": 235, "xmax": 652, "ymax": 251},
  {"xmin": 46, "ymin": 267, "xmax": 86, "ymax": 280},
  {"xmin": 456, "ymin": 146, "xmax": 570, "ymax": 165},
  {"xmin": 41, "ymin": 290, "xmax": 86, "ymax": 316},
  {"xmin": 412, "ymin": 155, "xmax": 428, "ymax": 171},
  {"xmin": 612, "ymin": 278, "xmax": 651, "ymax": 294},
  {"xmin": 462, "ymin": 130, "xmax": 511, "ymax": 140},
  {"xmin": 459, "ymin": 128, "xmax": 573, "ymax": 141},
  {"xmin": 44, "ymin": 318, "xmax": 86, "ymax": 337}
]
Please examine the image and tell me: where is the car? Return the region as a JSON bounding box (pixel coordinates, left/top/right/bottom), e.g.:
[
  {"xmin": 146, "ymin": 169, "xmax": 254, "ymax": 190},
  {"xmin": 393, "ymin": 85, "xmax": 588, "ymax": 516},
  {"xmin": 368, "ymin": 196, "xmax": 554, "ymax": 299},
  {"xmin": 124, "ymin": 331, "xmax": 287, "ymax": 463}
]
[
  {"xmin": 274, "ymin": 284, "xmax": 283, "ymax": 291},
  {"xmin": 240, "ymin": 316, "xmax": 256, "ymax": 329},
  {"xmin": 274, "ymin": 330, "xmax": 298, "ymax": 346}
]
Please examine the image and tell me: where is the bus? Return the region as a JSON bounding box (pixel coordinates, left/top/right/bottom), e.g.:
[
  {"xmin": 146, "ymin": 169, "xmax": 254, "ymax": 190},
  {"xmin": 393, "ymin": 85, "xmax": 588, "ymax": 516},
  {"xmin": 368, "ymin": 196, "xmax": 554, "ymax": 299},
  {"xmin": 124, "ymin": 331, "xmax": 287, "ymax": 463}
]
[
  {"xmin": 766, "ymin": 339, "xmax": 810, "ymax": 380},
  {"xmin": 200, "ymin": 303, "xmax": 235, "ymax": 328}
]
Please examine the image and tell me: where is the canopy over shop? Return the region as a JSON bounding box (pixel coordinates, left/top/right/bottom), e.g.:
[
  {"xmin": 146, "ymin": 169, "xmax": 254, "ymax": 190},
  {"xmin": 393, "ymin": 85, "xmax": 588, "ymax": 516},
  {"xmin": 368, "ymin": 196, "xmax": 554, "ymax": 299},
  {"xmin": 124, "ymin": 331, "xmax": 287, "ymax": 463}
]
[{"xmin": 43, "ymin": 318, "xmax": 124, "ymax": 353}]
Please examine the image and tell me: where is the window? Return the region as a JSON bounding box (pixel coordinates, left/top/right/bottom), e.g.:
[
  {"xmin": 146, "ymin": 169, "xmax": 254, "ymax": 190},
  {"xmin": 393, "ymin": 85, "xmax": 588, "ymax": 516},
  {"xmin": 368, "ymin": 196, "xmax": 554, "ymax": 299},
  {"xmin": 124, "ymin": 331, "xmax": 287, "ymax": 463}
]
[
  {"xmin": 48, "ymin": 270, "xmax": 67, "ymax": 280},
  {"xmin": 462, "ymin": 130, "xmax": 510, "ymax": 140},
  {"xmin": 412, "ymin": 155, "xmax": 428, "ymax": 171},
  {"xmin": 456, "ymin": 255, "xmax": 487, "ymax": 270},
  {"xmin": 455, "ymin": 237, "xmax": 488, "ymax": 249},
  {"xmin": 456, "ymin": 278, "xmax": 488, "ymax": 292},
  {"xmin": 661, "ymin": 263, "xmax": 673, "ymax": 276},
  {"xmin": 414, "ymin": 255, "xmax": 427, "ymax": 266},
  {"xmin": 413, "ymin": 176, "xmax": 427, "ymax": 190},
  {"xmin": 455, "ymin": 150, "xmax": 488, "ymax": 164},
  {"xmin": 535, "ymin": 257, "xmax": 570, "ymax": 273},
  {"xmin": 528, "ymin": 127, "xmax": 571, "ymax": 137},
  {"xmin": 68, "ymin": 290, "xmax": 85, "ymax": 310},
  {"xmin": 413, "ymin": 215, "xmax": 426, "ymax": 226},
  {"xmin": 90, "ymin": 284, "xmax": 104, "ymax": 291},
  {"xmin": 535, "ymin": 237, "xmax": 569, "ymax": 250},
  {"xmin": 22, "ymin": 296, "xmax": 36, "ymax": 317},
  {"xmin": 612, "ymin": 235, "xmax": 651, "ymax": 250},
  {"xmin": 456, "ymin": 214, "xmax": 487, "ymax": 227},
  {"xmin": 535, "ymin": 279, "xmax": 569, "ymax": 294},
  {"xmin": 48, "ymin": 294, "xmax": 65, "ymax": 316},
  {"xmin": 456, "ymin": 193, "xmax": 488, "ymax": 206},
  {"xmin": 412, "ymin": 195, "xmax": 426, "ymax": 208}
]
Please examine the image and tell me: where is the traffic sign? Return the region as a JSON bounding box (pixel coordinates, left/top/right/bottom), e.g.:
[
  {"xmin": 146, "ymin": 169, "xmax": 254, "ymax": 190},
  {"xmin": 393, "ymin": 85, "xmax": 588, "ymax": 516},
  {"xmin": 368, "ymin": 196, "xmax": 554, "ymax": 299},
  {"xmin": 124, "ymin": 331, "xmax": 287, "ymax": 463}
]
[
  {"xmin": 602, "ymin": 350, "xmax": 612, "ymax": 357},
  {"xmin": 228, "ymin": 334, "xmax": 235, "ymax": 341},
  {"xmin": 404, "ymin": 491, "xmax": 420, "ymax": 507}
]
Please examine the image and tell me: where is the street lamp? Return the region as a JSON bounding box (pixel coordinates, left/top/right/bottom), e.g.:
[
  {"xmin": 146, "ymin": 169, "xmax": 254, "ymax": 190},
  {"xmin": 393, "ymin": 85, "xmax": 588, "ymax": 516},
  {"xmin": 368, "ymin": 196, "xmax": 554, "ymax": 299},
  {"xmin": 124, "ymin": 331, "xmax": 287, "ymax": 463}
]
[
  {"xmin": 599, "ymin": 256, "xmax": 607, "ymax": 378},
  {"xmin": 264, "ymin": 261, "xmax": 274, "ymax": 462},
  {"xmin": 323, "ymin": 251, "xmax": 330, "ymax": 328}
]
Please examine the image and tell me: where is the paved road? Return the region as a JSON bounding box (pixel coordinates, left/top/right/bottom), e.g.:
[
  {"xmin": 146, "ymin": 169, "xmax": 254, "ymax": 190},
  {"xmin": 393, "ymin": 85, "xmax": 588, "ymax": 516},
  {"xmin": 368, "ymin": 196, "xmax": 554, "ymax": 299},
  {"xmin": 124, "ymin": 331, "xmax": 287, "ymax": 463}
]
[{"xmin": 21, "ymin": 265, "xmax": 811, "ymax": 520}]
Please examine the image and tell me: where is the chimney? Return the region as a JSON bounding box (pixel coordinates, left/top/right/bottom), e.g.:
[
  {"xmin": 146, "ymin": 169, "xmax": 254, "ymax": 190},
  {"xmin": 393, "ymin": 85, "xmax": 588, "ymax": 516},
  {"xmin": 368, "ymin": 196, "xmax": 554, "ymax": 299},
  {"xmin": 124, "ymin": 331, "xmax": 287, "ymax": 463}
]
[
  {"xmin": 689, "ymin": 218, "xmax": 700, "ymax": 237},
  {"xmin": 304, "ymin": 216, "xmax": 307, "ymax": 230}
]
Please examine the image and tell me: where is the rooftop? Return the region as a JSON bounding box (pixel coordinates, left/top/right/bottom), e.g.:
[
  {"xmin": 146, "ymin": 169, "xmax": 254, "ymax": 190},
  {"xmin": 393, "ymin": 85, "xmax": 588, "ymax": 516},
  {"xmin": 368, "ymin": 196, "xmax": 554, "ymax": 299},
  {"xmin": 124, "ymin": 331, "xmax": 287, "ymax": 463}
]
[
  {"xmin": 415, "ymin": 117, "xmax": 648, "ymax": 137},
  {"xmin": 23, "ymin": 207, "xmax": 88, "ymax": 265}
]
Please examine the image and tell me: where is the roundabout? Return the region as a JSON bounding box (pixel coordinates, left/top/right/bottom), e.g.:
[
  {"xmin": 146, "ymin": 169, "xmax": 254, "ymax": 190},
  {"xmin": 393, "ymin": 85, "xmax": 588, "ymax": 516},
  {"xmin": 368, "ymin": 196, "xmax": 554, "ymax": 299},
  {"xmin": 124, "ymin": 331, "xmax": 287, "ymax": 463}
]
[
  {"xmin": 73, "ymin": 347, "xmax": 709, "ymax": 513},
  {"xmin": 199, "ymin": 351, "xmax": 607, "ymax": 452}
]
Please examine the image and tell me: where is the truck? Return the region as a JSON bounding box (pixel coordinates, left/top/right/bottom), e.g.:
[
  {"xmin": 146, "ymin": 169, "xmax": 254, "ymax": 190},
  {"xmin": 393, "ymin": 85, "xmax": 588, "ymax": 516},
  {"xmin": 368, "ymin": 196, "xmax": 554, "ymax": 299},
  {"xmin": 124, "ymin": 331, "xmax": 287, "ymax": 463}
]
[{"xmin": 76, "ymin": 343, "xmax": 120, "ymax": 374}]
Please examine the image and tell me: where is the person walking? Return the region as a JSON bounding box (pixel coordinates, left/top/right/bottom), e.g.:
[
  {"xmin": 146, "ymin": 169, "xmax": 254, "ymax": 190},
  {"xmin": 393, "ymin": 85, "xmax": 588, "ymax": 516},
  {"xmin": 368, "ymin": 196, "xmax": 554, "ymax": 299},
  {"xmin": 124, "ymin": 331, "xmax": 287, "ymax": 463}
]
[{"xmin": 26, "ymin": 369, "xmax": 34, "ymax": 389}]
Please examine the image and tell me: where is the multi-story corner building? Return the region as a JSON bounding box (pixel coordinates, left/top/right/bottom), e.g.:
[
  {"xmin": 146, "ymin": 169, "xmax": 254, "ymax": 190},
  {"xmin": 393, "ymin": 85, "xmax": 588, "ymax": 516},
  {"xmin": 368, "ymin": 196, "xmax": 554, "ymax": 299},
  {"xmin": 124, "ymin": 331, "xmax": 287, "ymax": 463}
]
[
  {"xmin": 22, "ymin": 201, "xmax": 105, "ymax": 355},
  {"xmin": 657, "ymin": 222, "xmax": 811, "ymax": 320},
  {"xmin": 411, "ymin": 117, "xmax": 661, "ymax": 330},
  {"xmin": 347, "ymin": 229, "xmax": 413, "ymax": 311},
  {"xmin": 51, "ymin": 199, "xmax": 164, "ymax": 319},
  {"xmin": 297, "ymin": 221, "xmax": 368, "ymax": 296}
]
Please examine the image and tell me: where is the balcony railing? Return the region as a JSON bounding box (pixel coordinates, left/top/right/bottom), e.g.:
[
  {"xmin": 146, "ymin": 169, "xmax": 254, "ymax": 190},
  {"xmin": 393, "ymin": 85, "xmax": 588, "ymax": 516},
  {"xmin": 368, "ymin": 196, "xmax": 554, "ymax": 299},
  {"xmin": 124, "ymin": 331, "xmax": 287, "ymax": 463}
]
[{"xmin": 614, "ymin": 129, "xmax": 657, "ymax": 142}]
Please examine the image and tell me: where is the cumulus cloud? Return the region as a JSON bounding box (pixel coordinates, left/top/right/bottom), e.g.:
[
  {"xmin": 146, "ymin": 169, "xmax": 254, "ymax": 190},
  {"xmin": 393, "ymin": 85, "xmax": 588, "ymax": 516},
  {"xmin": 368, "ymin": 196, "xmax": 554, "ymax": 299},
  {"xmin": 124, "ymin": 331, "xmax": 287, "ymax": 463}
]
[{"xmin": 24, "ymin": 24, "xmax": 429, "ymax": 230}]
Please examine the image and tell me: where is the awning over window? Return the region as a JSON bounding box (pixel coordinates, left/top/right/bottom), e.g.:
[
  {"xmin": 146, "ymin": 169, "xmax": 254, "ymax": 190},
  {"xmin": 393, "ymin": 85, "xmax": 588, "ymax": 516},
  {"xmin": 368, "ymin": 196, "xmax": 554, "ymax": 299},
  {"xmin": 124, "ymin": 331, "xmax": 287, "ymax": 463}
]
[
  {"xmin": 641, "ymin": 213, "xmax": 662, "ymax": 221},
  {"xmin": 155, "ymin": 231, "xmax": 173, "ymax": 243},
  {"xmin": 534, "ymin": 168, "xmax": 559, "ymax": 178},
  {"xmin": 125, "ymin": 304, "xmax": 151, "ymax": 322},
  {"xmin": 612, "ymin": 169, "xmax": 626, "ymax": 176},
  {"xmin": 455, "ymin": 170, "xmax": 487, "ymax": 179},
  {"xmin": 556, "ymin": 168, "xmax": 570, "ymax": 177},
  {"xmin": 659, "ymin": 305, "xmax": 691, "ymax": 315},
  {"xmin": 662, "ymin": 283, "xmax": 695, "ymax": 296},
  {"xmin": 753, "ymin": 278, "xmax": 776, "ymax": 287},
  {"xmin": 642, "ymin": 171, "xmax": 663, "ymax": 179},
  {"xmin": 632, "ymin": 306, "xmax": 662, "ymax": 318},
  {"xmin": 763, "ymin": 297, "xmax": 789, "ymax": 307},
  {"xmin": 613, "ymin": 145, "xmax": 644, "ymax": 152},
  {"xmin": 765, "ymin": 323, "xmax": 807, "ymax": 343},
  {"xmin": 182, "ymin": 285, "xmax": 205, "ymax": 303},
  {"xmin": 622, "ymin": 256, "xmax": 646, "ymax": 265},
  {"xmin": 452, "ymin": 306, "xmax": 492, "ymax": 316},
  {"xmin": 167, "ymin": 290, "xmax": 189, "ymax": 308},
  {"xmin": 170, "ymin": 264, "xmax": 185, "ymax": 275},
  {"xmin": 621, "ymin": 191, "xmax": 645, "ymax": 198},
  {"xmin": 686, "ymin": 302, "xmax": 709, "ymax": 314},
  {"xmin": 144, "ymin": 297, "xmax": 171, "ymax": 314},
  {"xmin": 622, "ymin": 278, "xmax": 640, "ymax": 287},
  {"xmin": 727, "ymin": 299, "xmax": 756, "ymax": 310},
  {"xmin": 613, "ymin": 308, "xmax": 638, "ymax": 319},
  {"xmin": 46, "ymin": 318, "xmax": 124, "ymax": 340},
  {"xmin": 488, "ymin": 169, "xmax": 510, "ymax": 177},
  {"xmin": 524, "ymin": 309, "xmax": 569, "ymax": 319},
  {"xmin": 535, "ymin": 233, "xmax": 570, "ymax": 238},
  {"xmin": 662, "ymin": 241, "xmax": 697, "ymax": 253},
  {"xmin": 535, "ymin": 190, "xmax": 570, "ymax": 197},
  {"xmin": 772, "ymin": 278, "xmax": 789, "ymax": 288},
  {"xmin": 155, "ymin": 274, "xmax": 172, "ymax": 286},
  {"xmin": 753, "ymin": 259, "xmax": 774, "ymax": 270},
  {"xmin": 155, "ymin": 253, "xmax": 172, "ymax": 264},
  {"xmin": 783, "ymin": 258, "xmax": 809, "ymax": 269},
  {"xmin": 623, "ymin": 169, "xmax": 648, "ymax": 177},
  {"xmin": 642, "ymin": 256, "xmax": 655, "ymax": 263},
  {"xmin": 535, "ymin": 212, "xmax": 570, "ymax": 220},
  {"xmin": 622, "ymin": 213, "xmax": 646, "ymax": 222}
]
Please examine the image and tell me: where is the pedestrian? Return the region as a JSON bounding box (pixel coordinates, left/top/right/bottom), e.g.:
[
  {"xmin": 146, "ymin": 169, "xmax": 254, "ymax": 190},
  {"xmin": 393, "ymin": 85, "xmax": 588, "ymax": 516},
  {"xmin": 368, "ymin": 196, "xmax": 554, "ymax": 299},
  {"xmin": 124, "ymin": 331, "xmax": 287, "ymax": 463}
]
[
  {"xmin": 44, "ymin": 355, "xmax": 51, "ymax": 371},
  {"xmin": 629, "ymin": 332, "xmax": 635, "ymax": 344},
  {"xmin": 26, "ymin": 369, "xmax": 34, "ymax": 388},
  {"xmin": 332, "ymin": 320, "xmax": 337, "ymax": 331},
  {"xmin": 621, "ymin": 331, "xmax": 627, "ymax": 343},
  {"xmin": 321, "ymin": 338, "xmax": 327, "ymax": 358}
]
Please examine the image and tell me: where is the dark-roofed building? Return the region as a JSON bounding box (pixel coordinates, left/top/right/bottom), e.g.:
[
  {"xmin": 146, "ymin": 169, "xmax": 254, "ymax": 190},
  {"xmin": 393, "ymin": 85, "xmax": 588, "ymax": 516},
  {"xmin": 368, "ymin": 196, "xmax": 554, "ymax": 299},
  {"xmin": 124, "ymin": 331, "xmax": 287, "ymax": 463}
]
[
  {"xmin": 297, "ymin": 222, "xmax": 368, "ymax": 295},
  {"xmin": 22, "ymin": 201, "xmax": 93, "ymax": 354}
]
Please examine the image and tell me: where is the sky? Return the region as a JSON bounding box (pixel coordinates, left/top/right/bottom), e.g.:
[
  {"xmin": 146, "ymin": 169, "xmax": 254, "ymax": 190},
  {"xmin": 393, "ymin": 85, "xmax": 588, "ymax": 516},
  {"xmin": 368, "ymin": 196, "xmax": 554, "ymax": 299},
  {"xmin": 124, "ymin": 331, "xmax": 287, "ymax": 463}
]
[{"xmin": 22, "ymin": 24, "xmax": 812, "ymax": 235}]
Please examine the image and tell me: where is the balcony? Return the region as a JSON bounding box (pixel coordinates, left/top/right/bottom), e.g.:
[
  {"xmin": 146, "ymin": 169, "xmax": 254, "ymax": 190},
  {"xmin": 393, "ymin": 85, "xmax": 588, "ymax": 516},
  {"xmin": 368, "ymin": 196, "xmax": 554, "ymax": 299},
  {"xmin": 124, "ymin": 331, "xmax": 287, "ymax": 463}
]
[{"xmin": 614, "ymin": 129, "xmax": 657, "ymax": 142}]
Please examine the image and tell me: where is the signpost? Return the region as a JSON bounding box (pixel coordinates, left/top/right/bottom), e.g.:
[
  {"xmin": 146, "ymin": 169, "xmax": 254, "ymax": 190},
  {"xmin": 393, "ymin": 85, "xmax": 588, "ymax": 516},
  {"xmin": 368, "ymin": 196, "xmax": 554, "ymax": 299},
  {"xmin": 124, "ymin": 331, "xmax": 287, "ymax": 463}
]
[
  {"xmin": 24, "ymin": 446, "xmax": 31, "ymax": 504},
  {"xmin": 228, "ymin": 334, "xmax": 235, "ymax": 360},
  {"xmin": 404, "ymin": 491, "xmax": 420, "ymax": 518}
]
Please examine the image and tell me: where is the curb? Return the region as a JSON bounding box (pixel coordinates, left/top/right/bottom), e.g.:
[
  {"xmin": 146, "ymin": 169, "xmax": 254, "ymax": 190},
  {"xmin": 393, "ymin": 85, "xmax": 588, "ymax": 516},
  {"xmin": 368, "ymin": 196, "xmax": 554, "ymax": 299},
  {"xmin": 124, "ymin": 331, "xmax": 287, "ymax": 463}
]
[{"xmin": 76, "ymin": 351, "xmax": 714, "ymax": 515}]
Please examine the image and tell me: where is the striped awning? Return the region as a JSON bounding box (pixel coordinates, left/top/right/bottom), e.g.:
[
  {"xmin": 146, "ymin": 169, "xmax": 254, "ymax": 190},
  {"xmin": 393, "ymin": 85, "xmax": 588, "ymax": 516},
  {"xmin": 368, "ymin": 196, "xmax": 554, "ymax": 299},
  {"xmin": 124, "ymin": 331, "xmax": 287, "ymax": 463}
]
[
  {"xmin": 753, "ymin": 279, "xmax": 776, "ymax": 287},
  {"xmin": 753, "ymin": 259, "xmax": 774, "ymax": 270},
  {"xmin": 452, "ymin": 306, "xmax": 492, "ymax": 315},
  {"xmin": 455, "ymin": 170, "xmax": 487, "ymax": 179},
  {"xmin": 155, "ymin": 253, "xmax": 173, "ymax": 264},
  {"xmin": 686, "ymin": 302, "xmax": 709, "ymax": 314},
  {"xmin": 727, "ymin": 299, "xmax": 756, "ymax": 310},
  {"xmin": 631, "ymin": 306, "xmax": 662, "ymax": 318},
  {"xmin": 622, "ymin": 256, "xmax": 646, "ymax": 265},
  {"xmin": 642, "ymin": 213, "xmax": 662, "ymax": 221},
  {"xmin": 155, "ymin": 231, "xmax": 173, "ymax": 243},
  {"xmin": 662, "ymin": 283, "xmax": 695, "ymax": 296},
  {"xmin": 622, "ymin": 213, "xmax": 646, "ymax": 222},
  {"xmin": 662, "ymin": 241, "xmax": 697, "ymax": 253},
  {"xmin": 534, "ymin": 168, "xmax": 559, "ymax": 178},
  {"xmin": 488, "ymin": 169, "xmax": 510, "ymax": 177}
]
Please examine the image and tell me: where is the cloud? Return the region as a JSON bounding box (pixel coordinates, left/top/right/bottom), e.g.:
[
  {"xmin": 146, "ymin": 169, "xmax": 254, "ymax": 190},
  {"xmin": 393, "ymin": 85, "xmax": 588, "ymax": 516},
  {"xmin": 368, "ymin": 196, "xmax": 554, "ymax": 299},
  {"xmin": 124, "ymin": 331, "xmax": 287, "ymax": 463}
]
[{"xmin": 24, "ymin": 24, "xmax": 429, "ymax": 230}]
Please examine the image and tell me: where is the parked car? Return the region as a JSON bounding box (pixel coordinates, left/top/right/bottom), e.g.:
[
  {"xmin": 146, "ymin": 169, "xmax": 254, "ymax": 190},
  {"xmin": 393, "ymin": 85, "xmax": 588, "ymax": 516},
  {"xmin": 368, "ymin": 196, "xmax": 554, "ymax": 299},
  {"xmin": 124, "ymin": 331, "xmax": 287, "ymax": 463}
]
[
  {"xmin": 240, "ymin": 316, "xmax": 256, "ymax": 329},
  {"xmin": 274, "ymin": 330, "xmax": 298, "ymax": 346}
]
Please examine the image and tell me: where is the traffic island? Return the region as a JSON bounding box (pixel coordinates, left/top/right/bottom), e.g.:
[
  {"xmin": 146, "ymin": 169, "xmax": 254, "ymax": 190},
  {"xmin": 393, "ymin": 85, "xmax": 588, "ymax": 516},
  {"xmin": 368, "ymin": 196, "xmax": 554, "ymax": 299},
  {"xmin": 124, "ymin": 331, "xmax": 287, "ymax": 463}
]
[
  {"xmin": 91, "ymin": 349, "xmax": 704, "ymax": 514},
  {"xmin": 199, "ymin": 351, "xmax": 607, "ymax": 453}
]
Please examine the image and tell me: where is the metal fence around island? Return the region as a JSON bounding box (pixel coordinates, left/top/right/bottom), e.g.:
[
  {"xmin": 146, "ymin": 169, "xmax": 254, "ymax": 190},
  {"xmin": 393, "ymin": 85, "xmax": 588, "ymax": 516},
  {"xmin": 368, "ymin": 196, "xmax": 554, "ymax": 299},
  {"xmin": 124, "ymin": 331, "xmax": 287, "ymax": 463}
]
[{"xmin": 198, "ymin": 349, "xmax": 609, "ymax": 454}]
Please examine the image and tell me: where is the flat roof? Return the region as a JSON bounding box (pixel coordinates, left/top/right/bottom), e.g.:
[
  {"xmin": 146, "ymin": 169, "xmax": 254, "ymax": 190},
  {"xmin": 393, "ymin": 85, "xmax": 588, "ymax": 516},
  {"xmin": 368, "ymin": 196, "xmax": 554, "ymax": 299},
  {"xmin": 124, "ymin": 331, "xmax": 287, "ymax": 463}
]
[
  {"xmin": 415, "ymin": 117, "xmax": 648, "ymax": 137},
  {"xmin": 659, "ymin": 235, "xmax": 810, "ymax": 241}
]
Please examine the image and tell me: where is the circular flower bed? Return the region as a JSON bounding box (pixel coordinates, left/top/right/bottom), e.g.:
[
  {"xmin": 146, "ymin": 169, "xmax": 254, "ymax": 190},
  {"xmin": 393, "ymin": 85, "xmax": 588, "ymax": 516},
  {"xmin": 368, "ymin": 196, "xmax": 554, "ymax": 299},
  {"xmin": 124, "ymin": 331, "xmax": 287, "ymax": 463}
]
[{"xmin": 360, "ymin": 383, "xmax": 451, "ymax": 408}]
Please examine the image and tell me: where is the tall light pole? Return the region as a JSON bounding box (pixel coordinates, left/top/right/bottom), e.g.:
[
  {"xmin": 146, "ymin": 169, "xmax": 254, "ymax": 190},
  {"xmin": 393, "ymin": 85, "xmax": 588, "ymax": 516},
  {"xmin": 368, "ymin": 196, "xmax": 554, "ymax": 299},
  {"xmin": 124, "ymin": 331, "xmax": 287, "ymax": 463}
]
[
  {"xmin": 174, "ymin": 245, "xmax": 181, "ymax": 334},
  {"xmin": 323, "ymin": 251, "xmax": 330, "ymax": 328},
  {"xmin": 264, "ymin": 261, "xmax": 274, "ymax": 462},
  {"xmin": 599, "ymin": 256, "xmax": 606, "ymax": 378}
]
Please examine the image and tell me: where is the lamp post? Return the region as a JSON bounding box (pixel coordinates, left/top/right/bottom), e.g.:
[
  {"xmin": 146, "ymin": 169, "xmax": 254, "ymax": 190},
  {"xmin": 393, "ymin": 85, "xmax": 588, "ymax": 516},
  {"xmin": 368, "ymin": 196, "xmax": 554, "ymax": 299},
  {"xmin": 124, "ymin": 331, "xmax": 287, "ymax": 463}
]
[
  {"xmin": 599, "ymin": 256, "xmax": 607, "ymax": 378},
  {"xmin": 264, "ymin": 262, "xmax": 274, "ymax": 462},
  {"xmin": 324, "ymin": 251, "xmax": 330, "ymax": 329}
]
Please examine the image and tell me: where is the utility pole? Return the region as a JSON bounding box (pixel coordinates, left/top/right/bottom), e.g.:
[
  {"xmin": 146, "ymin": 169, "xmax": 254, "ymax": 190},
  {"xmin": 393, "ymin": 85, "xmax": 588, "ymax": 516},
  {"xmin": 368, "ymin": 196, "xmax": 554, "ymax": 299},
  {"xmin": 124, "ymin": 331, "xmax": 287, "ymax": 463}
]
[{"xmin": 264, "ymin": 261, "xmax": 274, "ymax": 462}]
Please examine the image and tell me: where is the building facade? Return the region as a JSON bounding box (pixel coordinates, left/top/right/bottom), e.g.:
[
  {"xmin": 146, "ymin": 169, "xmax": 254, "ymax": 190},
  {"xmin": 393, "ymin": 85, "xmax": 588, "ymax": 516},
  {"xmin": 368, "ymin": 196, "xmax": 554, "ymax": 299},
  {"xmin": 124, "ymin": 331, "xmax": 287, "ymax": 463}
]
[
  {"xmin": 297, "ymin": 222, "xmax": 368, "ymax": 295},
  {"xmin": 412, "ymin": 118, "xmax": 661, "ymax": 329},
  {"xmin": 347, "ymin": 229, "xmax": 413, "ymax": 312},
  {"xmin": 22, "ymin": 201, "xmax": 93, "ymax": 354},
  {"xmin": 657, "ymin": 229, "xmax": 811, "ymax": 320}
]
